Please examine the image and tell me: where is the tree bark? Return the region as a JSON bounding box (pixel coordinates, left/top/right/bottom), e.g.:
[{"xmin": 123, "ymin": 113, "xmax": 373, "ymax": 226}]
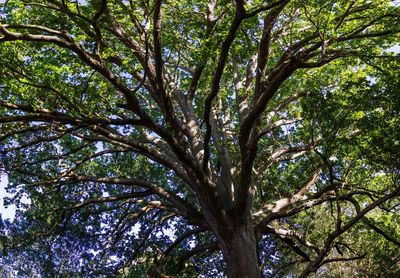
[{"xmin": 217, "ymin": 222, "xmax": 261, "ymax": 278}]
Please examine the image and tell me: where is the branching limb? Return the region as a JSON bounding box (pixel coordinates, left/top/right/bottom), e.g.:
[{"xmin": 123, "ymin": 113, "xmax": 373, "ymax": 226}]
[
  {"xmin": 65, "ymin": 191, "xmax": 153, "ymax": 211},
  {"xmin": 253, "ymin": 167, "xmax": 322, "ymax": 225},
  {"xmin": 265, "ymin": 225, "xmax": 320, "ymax": 255},
  {"xmin": 161, "ymin": 227, "xmax": 208, "ymax": 259},
  {"xmin": 174, "ymin": 242, "xmax": 219, "ymax": 274},
  {"xmin": 65, "ymin": 175, "xmax": 205, "ymax": 226},
  {"xmin": 299, "ymin": 185, "xmax": 400, "ymax": 277},
  {"xmin": 202, "ymin": 0, "xmax": 246, "ymax": 170}
]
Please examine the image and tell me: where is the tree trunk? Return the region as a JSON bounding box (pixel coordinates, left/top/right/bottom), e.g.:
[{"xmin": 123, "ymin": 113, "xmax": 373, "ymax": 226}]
[{"xmin": 217, "ymin": 223, "xmax": 261, "ymax": 278}]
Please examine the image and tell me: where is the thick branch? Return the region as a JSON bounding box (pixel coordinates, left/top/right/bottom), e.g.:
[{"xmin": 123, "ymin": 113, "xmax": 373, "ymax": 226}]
[
  {"xmin": 202, "ymin": 2, "xmax": 245, "ymax": 170},
  {"xmin": 254, "ymin": 167, "xmax": 322, "ymax": 225},
  {"xmin": 69, "ymin": 175, "xmax": 204, "ymax": 225}
]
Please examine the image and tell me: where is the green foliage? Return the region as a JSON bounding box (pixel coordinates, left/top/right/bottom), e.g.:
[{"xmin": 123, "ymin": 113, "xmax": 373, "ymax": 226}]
[{"xmin": 0, "ymin": 0, "xmax": 399, "ymax": 277}]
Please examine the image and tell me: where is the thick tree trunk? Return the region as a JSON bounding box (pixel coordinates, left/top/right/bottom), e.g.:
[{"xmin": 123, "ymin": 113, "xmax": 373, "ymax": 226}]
[{"xmin": 217, "ymin": 223, "xmax": 261, "ymax": 278}]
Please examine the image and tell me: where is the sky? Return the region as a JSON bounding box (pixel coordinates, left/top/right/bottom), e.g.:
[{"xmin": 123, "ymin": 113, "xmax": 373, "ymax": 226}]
[{"xmin": 0, "ymin": 175, "xmax": 15, "ymax": 220}]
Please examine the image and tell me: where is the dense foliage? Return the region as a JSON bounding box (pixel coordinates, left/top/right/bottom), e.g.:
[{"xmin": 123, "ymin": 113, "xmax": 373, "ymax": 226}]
[{"xmin": 0, "ymin": 0, "xmax": 399, "ymax": 277}]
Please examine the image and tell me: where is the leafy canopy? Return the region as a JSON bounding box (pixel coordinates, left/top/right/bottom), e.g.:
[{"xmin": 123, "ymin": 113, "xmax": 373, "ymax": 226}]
[{"xmin": 0, "ymin": 0, "xmax": 399, "ymax": 277}]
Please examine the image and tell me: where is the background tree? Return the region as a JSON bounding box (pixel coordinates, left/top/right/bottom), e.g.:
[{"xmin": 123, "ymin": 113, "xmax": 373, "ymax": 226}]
[{"xmin": 0, "ymin": 0, "xmax": 399, "ymax": 277}]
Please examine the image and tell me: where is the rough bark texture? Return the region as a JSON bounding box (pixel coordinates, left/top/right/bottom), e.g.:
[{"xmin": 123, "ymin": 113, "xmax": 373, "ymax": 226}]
[{"xmin": 217, "ymin": 222, "xmax": 261, "ymax": 278}]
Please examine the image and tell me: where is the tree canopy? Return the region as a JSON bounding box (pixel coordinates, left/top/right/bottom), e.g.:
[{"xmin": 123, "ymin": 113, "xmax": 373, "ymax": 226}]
[{"xmin": 0, "ymin": 0, "xmax": 399, "ymax": 277}]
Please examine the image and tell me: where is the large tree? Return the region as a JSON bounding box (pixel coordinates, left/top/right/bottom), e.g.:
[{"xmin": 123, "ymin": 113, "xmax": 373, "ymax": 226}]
[{"xmin": 0, "ymin": 0, "xmax": 399, "ymax": 277}]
